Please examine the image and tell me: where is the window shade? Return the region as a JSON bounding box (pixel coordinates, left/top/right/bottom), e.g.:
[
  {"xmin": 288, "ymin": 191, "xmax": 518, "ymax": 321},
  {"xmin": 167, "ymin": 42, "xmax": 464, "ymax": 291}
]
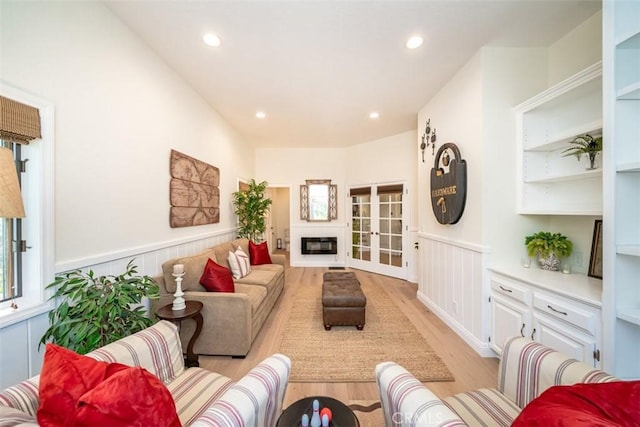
[
  {"xmin": 0, "ymin": 96, "xmax": 42, "ymax": 143},
  {"xmin": 350, "ymin": 187, "xmax": 371, "ymax": 196},
  {"xmin": 377, "ymin": 184, "xmax": 403, "ymax": 195}
]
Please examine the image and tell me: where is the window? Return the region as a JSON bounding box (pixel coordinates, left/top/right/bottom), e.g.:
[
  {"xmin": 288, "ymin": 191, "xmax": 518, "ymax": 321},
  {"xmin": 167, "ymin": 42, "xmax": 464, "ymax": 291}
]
[
  {"xmin": 0, "ymin": 85, "xmax": 55, "ymax": 327},
  {"xmin": 0, "ymin": 141, "xmax": 23, "ymax": 305}
]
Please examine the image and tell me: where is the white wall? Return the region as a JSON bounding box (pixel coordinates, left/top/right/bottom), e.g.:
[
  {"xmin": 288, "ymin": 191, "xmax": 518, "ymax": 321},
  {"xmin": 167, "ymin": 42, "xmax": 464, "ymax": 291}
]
[
  {"xmin": 418, "ymin": 52, "xmax": 484, "ymax": 243},
  {"xmin": 256, "ymin": 131, "xmax": 418, "ymax": 272},
  {"xmin": 0, "ymin": 1, "xmax": 253, "ymax": 387},
  {"xmin": 1, "ymin": 1, "xmax": 254, "ymax": 269},
  {"xmin": 417, "ymin": 12, "xmax": 604, "ymax": 357},
  {"xmin": 548, "ymin": 11, "xmax": 603, "ymax": 86}
]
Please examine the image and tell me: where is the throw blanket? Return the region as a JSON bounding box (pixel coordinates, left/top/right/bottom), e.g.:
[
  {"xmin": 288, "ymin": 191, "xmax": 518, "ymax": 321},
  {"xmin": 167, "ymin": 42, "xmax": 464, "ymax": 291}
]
[{"xmin": 512, "ymin": 381, "xmax": 640, "ymax": 426}]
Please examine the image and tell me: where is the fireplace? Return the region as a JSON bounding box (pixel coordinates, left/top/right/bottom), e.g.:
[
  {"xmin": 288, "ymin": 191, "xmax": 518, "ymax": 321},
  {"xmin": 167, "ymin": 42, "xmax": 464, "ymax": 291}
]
[{"xmin": 301, "ymin": 237, "xmax": 338, "ymax": 255}]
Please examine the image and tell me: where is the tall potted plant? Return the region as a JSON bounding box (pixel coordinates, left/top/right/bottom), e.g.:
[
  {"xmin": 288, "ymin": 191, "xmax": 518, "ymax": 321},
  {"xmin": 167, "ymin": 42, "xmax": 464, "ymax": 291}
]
[
  {"xmin": 524, "ymin": 231, "xmax": 573, "ymax": 271},
  {"xmin": 40, "ymin": 260, "xmax": 159, "ymax": 354},
  {"xmin": 232, "ymin": 179, "xmax": 272, "ymax": 242}
]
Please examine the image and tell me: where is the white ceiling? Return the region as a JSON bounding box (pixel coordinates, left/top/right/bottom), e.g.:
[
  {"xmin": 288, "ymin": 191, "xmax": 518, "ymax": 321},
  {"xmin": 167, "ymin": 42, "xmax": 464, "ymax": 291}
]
[{"xmin": 105, "ymin": 0, "xmax": 601, "ymax": 148}]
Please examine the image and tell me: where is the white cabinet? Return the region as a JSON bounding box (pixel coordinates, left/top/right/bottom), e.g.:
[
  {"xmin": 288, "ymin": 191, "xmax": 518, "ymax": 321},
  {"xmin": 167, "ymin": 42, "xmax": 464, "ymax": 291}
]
[
  {"xmin": 515, "ymin": 62, "xmax": 603, "ymax": 215},
  {"xmin": 602, "ymin": 0, "xmax": 640, "ymax": 378},
  {"xmin": 489, "ymin": 268, "xmax": 602, "ymax": 367},
  {"xmin": 489, "ymin": 276, "xmax": 531, "ymax": 354}
]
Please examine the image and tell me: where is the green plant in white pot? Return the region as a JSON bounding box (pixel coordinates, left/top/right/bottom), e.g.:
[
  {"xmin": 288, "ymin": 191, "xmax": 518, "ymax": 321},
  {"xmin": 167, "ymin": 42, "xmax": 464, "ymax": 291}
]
[
  {"xmin": 525, "ymin": 231, "xmax": 573, "ymax": 271},
  {"xmin": 40, "ymin": 260, "xmax": 159, "ymax": 354},
  {"xmin": 232, "ymin": 179, "xmax": 272, "ymax": 242},
  {"xmin": 562, "ymin": 134, "xmax": 602, "ymax": 170}
]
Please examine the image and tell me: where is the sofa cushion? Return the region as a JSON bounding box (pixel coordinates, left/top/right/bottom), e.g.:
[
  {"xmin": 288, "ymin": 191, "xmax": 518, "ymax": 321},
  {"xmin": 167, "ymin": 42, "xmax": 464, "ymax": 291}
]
[
  {"xmin": 236, "ymin": 264, "xmax": 284, "ymax": 293},
  {"xmin": 210, "ymin": 242, "xmax": 236, "ymax": 270},
  {"xmin": 0, "ymin": 406, "xmax": 38, "ymax": 426},
  {"xmin": 162, "ymin": 249, "xmax": 216, "ymax": 293},
  {"xmin": 249, "ymin": 241, "xmax": 272, "ymax": 265},
  {"xmin": 200, "ymin": 258, "xmax": 235, "ymax": 293},
  {"xmin": 512, "ymin": 381, "xmax": 640, "ymax": 427},
  {"xmin": 443, "ymin": 387, "xmax": 520, "ymax": 427},
  {"xmin": 165, "ymin": 368, "xmax": 234, "ymax": 426},
  {"xmin": 88, "ymin": 320, "xmax": 185, "ymax": 384},
  {"xmin": 228, "ymin": 247, "xmax": 251, "ymax": 279}
]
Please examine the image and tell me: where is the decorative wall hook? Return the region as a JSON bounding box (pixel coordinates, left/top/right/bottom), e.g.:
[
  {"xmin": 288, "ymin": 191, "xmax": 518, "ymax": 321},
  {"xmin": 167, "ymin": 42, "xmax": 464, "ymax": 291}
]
[{"xmin": 420, "ymin": 118, "xmax": 437, "ymax": 161}]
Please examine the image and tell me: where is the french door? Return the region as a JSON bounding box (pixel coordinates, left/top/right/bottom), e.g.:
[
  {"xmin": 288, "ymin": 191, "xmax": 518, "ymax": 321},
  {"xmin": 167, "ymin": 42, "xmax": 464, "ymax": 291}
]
[{"xmin": 348, "ymin": 183, "xmax": 407, "ymax": 279}]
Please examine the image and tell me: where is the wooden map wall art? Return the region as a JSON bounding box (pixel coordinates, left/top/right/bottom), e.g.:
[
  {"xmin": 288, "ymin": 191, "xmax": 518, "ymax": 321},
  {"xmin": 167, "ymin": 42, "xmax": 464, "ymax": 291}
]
[{"xmin": 169, "ymin": 149, "xmax": 220, "ymax": 228}]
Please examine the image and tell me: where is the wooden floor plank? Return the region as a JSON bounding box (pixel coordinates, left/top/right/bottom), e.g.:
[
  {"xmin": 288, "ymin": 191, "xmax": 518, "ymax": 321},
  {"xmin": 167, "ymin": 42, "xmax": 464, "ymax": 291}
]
[{"xmin": 199, "ymin": 259, "xmax": 498, "ymax": 407}]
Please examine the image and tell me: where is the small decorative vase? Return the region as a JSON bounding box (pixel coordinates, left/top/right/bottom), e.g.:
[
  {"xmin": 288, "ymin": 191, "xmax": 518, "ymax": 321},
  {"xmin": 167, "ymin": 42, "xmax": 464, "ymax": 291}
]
[
  {"xmin": 538, "ymin": 253, "xmax": 561, "ymax": 271},
  {"xmin": 586, "ymin": 152, "xmax": 599, "ymax": 170}
]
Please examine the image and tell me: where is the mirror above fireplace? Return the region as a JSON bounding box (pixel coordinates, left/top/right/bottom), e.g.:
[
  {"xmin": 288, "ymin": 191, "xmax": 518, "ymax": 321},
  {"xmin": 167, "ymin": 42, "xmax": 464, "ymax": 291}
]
[{"xmin": 300, "ymin": 179, "xmax": 337, "ymax": 221}]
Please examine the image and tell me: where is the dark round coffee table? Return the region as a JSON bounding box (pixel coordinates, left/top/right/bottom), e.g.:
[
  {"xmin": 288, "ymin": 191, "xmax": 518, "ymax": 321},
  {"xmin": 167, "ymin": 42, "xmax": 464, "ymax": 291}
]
[{"xmin": 276, "ymin": 396, "xmax": 359, "ymax": 426}]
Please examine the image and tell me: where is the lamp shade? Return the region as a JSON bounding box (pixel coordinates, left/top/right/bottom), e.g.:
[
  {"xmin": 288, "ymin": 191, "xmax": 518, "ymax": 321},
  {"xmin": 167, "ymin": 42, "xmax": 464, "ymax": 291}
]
[{"xmin": 0, "ymin": 147, "xmax": 25, "ymax": 218}]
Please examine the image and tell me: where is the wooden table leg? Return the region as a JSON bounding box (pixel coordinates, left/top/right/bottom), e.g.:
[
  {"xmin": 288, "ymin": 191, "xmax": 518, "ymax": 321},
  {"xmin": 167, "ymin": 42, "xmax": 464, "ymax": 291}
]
[{"xmin": 185, "ymin": 312, "xmax": 203, "ymax": 368}]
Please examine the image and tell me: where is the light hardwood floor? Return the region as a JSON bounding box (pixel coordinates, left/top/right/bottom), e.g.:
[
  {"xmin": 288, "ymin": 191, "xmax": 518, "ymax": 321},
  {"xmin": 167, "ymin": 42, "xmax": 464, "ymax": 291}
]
[{"xmin": 199, "ymin": 259, "xmax": 498, "ymax": 407}]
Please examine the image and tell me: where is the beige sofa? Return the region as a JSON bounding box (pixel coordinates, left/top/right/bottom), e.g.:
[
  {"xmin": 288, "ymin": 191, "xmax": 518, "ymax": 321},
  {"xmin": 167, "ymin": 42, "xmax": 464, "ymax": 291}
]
[
  {"xmin": 0, "ymin": 321, "xmax": 291, "ymax": 426},
  {"xmin": 152, "ymin": 238, "xmax": 285, "ymax": 357}
]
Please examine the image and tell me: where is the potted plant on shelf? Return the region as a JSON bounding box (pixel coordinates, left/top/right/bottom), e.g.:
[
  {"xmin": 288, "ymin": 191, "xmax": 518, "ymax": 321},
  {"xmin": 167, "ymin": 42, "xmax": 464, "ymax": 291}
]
[
  {"xmin": 524, "ymin": 231, "xmax": 573, "ymax": 271},
  {"xmin": 562, "ymin": 134, "xmax": 603, "ymax": 170},
  {"xmin": 40, "ymin": 260, "xmax": 159, "ymax": 354},
  {"xmin": 232, "ymin": 179, "xmax": 272, "ymax": 242}
]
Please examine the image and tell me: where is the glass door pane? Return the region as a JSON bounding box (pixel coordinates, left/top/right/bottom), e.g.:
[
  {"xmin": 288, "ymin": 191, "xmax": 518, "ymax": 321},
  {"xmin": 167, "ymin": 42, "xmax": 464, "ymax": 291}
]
[
  {"xmin": 351, "ymin": 195, "xmax": 371, "ymax": 261},
  {"xmin": 378, "ymin": 192, "xmax": 403, "ymax": 267}
]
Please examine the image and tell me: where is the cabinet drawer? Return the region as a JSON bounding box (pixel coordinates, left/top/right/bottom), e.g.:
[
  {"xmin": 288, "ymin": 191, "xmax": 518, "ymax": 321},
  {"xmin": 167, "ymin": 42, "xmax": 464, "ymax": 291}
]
[
  {"xmin": 533, "ymin": 293, "xmax": 598, "ymax": 336},
  {"xmin": 491, "ymin": 276, "xmax": 531, "ymax": 305}
]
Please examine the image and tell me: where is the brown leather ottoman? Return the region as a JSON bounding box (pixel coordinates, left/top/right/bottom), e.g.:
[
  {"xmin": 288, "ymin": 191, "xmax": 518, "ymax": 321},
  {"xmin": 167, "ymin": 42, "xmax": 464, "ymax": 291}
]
[{"xmin": 322, "ymin": 272, "xmax": 366, "ymax": 330}]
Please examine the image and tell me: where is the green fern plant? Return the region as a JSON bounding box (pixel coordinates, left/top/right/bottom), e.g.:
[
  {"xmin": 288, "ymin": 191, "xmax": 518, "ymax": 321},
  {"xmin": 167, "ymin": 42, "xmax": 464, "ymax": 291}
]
[{"xmin": 562, "ymin": 134, "xmax": 602, "ymax": 162}]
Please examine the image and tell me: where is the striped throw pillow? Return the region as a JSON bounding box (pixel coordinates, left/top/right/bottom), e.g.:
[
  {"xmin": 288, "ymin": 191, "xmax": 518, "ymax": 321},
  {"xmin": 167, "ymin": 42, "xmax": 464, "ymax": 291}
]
[{"xmin": 228, "ymin": 247, "xmax": 251, "ymax": 279}]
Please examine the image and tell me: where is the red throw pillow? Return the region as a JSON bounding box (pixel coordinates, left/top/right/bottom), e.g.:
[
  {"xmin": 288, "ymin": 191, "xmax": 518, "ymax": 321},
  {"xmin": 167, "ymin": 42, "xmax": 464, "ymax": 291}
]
[
  {"xmin": 75, "ymin": 365, "xmax": 180, "ymax": 427},
  {"xmin": 37, "ymin": 343, "xmax": 180, "ymax": 427},
  {"xmin": 512, "ymin": 381, "xmax": 640, "ymax": 427},
  {"xmin": 249, "ymin": 240, "xmax": 272, "ymax": 265},
  {"xmin": 37, "ymin": 343, "xmax": 112, "ymax": 426},
  {"xmin": 199, "ymin": 258, "xmax": 235, "ymax": 292}
]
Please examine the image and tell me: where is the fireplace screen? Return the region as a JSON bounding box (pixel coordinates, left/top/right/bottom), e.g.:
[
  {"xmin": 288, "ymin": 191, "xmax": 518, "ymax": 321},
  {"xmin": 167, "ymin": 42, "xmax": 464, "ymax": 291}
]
[{"xmin": 301, "ymin": 237, "xmax": 338, "ymax": 255}]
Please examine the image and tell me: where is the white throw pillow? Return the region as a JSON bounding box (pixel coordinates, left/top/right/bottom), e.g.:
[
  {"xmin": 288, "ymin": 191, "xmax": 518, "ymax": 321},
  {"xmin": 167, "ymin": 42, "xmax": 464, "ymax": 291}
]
[{"xmin": 228, "ymin": 247, "xmax": 251, "ymax": 279}]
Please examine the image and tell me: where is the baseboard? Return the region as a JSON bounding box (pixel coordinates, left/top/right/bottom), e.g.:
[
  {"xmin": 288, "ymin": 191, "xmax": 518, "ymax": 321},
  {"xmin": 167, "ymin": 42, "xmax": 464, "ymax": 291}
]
[{"xmin": 417, "ymin": 291, "xmax": 496, "ymax": 358}]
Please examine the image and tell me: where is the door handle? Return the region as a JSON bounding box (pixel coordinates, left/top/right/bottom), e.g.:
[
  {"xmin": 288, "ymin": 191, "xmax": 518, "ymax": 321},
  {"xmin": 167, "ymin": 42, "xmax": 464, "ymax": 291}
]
[
  {"xmin": 520, "ymin": 323, "xmax": 525, "ymax": 337},
  {"xmin": 530, "ymin": 328, "xmax": 536, "ymax": 341},
  {"xmin": 499, "ymin": 286, "xmax": 512, "ymax": 293}
]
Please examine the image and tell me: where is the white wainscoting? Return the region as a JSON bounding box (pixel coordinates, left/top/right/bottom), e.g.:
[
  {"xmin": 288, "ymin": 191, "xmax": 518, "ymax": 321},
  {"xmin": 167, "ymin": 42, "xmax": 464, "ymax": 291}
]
[
  {"xmin": 0, "ymin": 228, "xmax": 238, "ymax": 389},
  {"xmin": 416, "ymin": 233, "xmax": 494, "ymax": 357}
]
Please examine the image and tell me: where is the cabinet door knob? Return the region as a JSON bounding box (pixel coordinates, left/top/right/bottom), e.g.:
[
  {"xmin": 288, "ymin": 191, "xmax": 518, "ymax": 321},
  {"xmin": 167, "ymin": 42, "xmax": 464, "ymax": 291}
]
[
  {"xmin": 520, "ymin": 323, "xmax": 525, "ymax": 337},
  {"xmin": 531, "ymin": 328, "xmax": 536, "ymax": 341},
  {"xmin": 547, "ymin": 304, "xmax": 568, "ymax": 316},
  {"xmin": 499, "ymin": 285, "xmax": 513, "ymax": 293}
]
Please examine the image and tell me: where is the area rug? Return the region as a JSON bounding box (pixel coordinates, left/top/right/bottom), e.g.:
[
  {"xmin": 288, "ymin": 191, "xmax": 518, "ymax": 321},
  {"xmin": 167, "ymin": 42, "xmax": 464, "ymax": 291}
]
[{"xmin": 278, "ymin": 277, "xmax": 454, "ymax": 382}]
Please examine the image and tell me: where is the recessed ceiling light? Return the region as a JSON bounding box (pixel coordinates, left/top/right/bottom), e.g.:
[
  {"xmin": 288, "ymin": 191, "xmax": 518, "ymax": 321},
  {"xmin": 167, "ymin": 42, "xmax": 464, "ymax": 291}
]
[
  {"xmin": 406, "ymin": 35, "xmax": 424, "ymax": 49},
  {"xmin": 256, "ymin": 111, "xmax": 266, "ymax": 119},
  {"xmin": 202, "ymin": 33, "xmax": 221, "ymax": 47},
  {"xmin": 369, "ymin": 112, "xmax": 380, "ymax": 119}
]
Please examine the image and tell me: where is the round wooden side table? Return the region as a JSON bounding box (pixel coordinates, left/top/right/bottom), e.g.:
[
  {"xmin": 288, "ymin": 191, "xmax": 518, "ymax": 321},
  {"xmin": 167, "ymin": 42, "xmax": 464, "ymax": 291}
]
[
  {"xmin": 276, "ymin": 396, "xmax": 360, "ymax": 426},
  {"xmin": 156, "ymin": 300, "xmax": 203, "ymax": 368}
]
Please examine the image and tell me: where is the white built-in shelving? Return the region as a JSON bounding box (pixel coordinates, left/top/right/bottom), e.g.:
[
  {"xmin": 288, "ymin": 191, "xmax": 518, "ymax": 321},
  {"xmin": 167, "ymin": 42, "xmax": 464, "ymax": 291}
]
[
  {"xmin": 515, "ymin": 62, "xmax": 603, "ymax": 215},
  {"xmin": 602, "ymin": 0, "xmax": 640, "ymax": 379}
]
